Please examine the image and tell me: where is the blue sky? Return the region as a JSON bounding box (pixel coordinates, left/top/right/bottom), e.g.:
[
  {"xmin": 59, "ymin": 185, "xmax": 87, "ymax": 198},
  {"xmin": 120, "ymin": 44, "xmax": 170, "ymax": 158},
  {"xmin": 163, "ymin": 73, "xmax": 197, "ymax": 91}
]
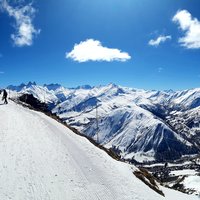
[{"xmin": 0, "ymin": 0, "xmax": 200, "ymax": 90}]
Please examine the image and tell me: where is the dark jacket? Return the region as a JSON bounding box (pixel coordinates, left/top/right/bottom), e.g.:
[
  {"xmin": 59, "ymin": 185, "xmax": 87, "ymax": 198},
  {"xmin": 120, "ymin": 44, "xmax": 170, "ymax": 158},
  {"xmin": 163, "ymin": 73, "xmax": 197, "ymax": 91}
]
[{"xmin": 3, "ymin": 89, "xmax": 7, "ymax": 98}]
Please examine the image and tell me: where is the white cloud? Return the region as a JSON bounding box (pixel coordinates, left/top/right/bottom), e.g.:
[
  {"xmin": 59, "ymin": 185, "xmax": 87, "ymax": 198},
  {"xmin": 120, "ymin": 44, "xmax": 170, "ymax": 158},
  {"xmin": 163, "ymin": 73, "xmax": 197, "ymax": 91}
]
[
  {"xmin": 173, "ymin": 10, "xmax": 200, "ymax": 49},
  {"xmin": 148, "ymin": 35, "xmax": 171, "ymax": 47},
  {"xmin": 1, "ymin": 0, "xmax": 40, "ymax": 47},
  {"xmin": 66, "ymin": 39, "xmax": 131, "ymax": 62}
]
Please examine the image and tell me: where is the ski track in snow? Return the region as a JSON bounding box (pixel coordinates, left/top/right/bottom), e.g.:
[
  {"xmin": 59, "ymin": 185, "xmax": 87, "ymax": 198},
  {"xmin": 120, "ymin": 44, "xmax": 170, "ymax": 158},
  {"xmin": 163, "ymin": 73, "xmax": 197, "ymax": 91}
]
[{"xmin": 0, "ymin": 102, "xmax": 198, "ymax": 200}]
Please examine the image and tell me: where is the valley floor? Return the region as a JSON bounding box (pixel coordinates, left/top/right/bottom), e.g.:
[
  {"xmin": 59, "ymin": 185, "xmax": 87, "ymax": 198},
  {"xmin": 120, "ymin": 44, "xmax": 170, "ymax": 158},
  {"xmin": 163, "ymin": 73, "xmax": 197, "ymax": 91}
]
[{"xmin": 0, "ymin": 101, "xmax": 198, "ymax": 200}]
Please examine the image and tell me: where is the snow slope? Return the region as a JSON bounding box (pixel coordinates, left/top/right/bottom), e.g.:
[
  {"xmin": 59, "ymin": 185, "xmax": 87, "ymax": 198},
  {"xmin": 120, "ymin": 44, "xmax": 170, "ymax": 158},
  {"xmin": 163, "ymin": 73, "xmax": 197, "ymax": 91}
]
[
  {"xmin": 0, "ymin": 101, "xmax": 198, "ymax": 200},
  {"xmin": 172, "ymin": 88, "xmax": 200, "ymax": 110}
]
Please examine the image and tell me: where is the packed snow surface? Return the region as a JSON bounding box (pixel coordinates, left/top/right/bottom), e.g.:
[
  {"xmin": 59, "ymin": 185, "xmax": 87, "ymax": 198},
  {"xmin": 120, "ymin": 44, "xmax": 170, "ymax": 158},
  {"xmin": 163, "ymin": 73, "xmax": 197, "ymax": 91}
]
[
  {"xmin": 183, "ymin": 176, "xmax": 200, "ymax": 192},
  {"xmin": 0, "ymin": 101, "xmax": 198, "ymax": 200},
  {"xmin": 170, "ymin": 169, "xmax": 198, "ymax": 176}
]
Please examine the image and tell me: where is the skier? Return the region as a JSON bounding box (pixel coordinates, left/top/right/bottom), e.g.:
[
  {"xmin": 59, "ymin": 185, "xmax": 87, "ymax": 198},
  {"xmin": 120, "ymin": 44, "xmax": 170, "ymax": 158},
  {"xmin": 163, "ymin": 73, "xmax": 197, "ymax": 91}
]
[{"xmin": 2, "ymin": 89, "xmax": 8, "ymax": 104}]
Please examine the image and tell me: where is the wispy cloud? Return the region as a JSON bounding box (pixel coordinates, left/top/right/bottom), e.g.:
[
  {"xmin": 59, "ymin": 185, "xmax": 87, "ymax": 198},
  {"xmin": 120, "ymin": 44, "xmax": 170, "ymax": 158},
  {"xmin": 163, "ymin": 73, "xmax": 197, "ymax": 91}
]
[
  {"xmin": 1, "ymin": 0, "xmax": 40, "ymax": 47},
  {"xmin": 0, "ymin": 71, "xmax": 5, "ymax": 74},
  {"xmin": 66, "ymin": 39, "xmax": 131, "ymax": 62},
  {"xmin": 158, "ymin": 67, "xmax": 163, "ymax": 73},
  {"xmin": 148, "ymin": 35, "xmax": 171, "ymax": 47},
  {"xmin": 173, "ymin": 10, "xmax": 200, "ymax": 49}
]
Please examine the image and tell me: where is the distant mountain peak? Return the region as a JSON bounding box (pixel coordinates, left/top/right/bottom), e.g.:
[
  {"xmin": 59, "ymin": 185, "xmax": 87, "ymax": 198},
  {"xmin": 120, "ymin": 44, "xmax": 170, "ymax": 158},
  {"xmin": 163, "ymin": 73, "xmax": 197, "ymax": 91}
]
[
  {"xmin": 27, "ymin": 81, "xmax": 37, "ymax": 87},
  {"xmin": 163, "ymin": 89, "xmax": 175, "ymax": 93},
  {"xmin": 7, "ymin": 81, "xmax": 37, "ymax": 91},
  {"xmin": 44, "ymin": 83, "xmax": 62, "ymax": 91},
  {"xmin": 71, "ymin": 85, "xmax": 93, "ymax": 90},
  {"xmin": 108, "ymin": 83, "xmax": 118, "ymax": 88}
]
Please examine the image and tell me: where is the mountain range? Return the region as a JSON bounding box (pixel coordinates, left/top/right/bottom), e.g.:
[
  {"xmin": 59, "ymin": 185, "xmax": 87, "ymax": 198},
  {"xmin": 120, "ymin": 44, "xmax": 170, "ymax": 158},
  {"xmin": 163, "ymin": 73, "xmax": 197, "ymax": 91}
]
[{"xmin": 8, "ymin": 82, "xmax": 200, "ymax": 163}]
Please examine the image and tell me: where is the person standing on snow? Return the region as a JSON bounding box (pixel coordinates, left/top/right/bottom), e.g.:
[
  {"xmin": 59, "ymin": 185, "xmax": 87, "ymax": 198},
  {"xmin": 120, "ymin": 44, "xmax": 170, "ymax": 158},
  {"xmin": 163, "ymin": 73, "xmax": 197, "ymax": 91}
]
[{"xmin": 2, "ymin": 89, "xmax": 8, "ymax": 104}]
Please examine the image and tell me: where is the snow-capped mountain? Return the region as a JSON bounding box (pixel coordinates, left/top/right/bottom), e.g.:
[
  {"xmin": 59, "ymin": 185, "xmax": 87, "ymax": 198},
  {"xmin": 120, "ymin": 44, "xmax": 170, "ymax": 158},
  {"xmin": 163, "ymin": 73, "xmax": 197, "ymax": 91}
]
[
  {"xmin": 7, "ymin": 81, "xmax": 37, "ymax": 92},
  {"xmin": 44, "ymin": 83, "xmax": 62, "ymax": 91},
  {"xmin": 171, "ymin": 88, "xmax": 200, "ymax": 110},
  {"xmin": 8, "ymin": 82, "xmax": 200, "ymax": 163}
]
